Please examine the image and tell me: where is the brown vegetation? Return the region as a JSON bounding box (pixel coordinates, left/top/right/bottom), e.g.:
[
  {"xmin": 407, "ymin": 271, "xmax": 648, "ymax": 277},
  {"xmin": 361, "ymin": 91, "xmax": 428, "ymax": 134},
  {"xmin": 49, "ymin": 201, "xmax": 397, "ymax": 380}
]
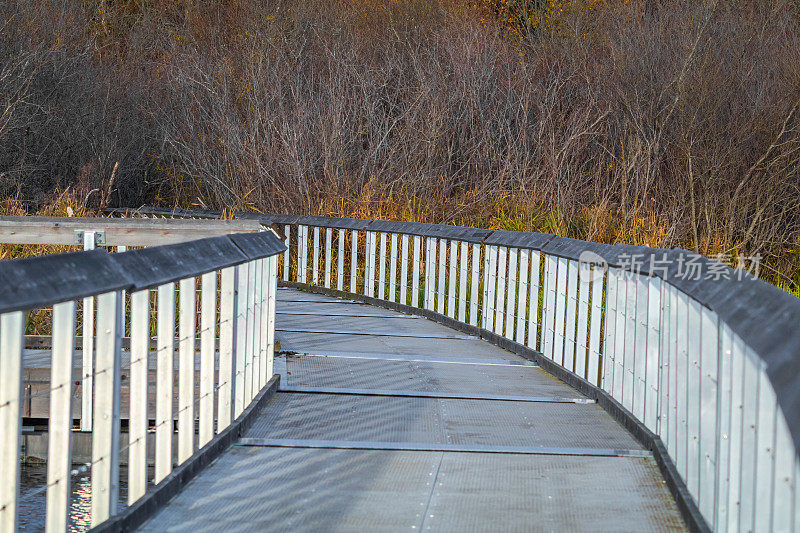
[{"xmin": 1, "ymin": 0, "xmax": 800, "ymax": 291}]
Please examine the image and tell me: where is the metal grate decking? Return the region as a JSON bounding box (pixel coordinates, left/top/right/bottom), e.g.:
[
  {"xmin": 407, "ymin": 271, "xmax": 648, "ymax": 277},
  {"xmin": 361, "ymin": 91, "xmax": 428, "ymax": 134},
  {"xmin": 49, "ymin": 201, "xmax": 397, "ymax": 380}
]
[{"xmin": 138, "ymin": 288, "xmax": 686, "ymax": 532}]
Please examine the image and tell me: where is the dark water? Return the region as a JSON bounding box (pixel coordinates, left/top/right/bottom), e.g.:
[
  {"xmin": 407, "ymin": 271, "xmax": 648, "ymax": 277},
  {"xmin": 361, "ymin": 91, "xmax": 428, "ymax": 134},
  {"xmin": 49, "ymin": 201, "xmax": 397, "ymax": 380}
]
[{"xmin": 19, "ymin": 463, "xmax": 134, "ymax": 532}]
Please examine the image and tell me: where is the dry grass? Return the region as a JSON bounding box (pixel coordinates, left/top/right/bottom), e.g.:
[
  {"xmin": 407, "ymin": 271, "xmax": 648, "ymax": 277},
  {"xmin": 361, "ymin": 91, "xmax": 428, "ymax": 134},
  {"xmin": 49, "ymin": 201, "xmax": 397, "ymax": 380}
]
[{"xmin": 1, "ymin": 0, "xmax": 799, "ymax": 293}]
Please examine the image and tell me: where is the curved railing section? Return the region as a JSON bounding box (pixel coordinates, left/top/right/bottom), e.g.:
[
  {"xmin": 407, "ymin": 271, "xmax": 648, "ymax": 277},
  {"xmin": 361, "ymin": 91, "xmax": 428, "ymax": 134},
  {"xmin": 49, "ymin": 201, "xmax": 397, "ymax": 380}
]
[
  {"xmin": 0, "ymin": 229, "xmax": 285, "ymax": 531},
  {"xmin": 111, "ymin": 206, "xmax": 800, "ymax": 532}
]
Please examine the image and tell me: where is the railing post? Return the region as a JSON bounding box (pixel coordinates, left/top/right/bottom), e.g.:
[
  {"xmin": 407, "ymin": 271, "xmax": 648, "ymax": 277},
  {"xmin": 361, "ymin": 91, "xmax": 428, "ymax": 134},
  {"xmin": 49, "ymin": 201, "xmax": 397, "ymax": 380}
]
[
  {"xmin": 325, "ymin": 227, "xmax": 333, "ymax": 289},
  {"xmin": 436, "ymin": 239, "xmax": 446, "ymax": 315},
  {"xmin": 494, "ymin": 246, "xmax": 507, "ymax": 335},
  {"xmin": 0, "ymin": 311, "xmax": 25, "ymax": 532},
  {"xmin": 350, "ymin": 230, "xmax": 358, "ymax": 292},
  {"xmin": 266, "ymin": 255, "xmax": 277, "ymax": 380},
  {"xmin": 283, "ymin": 224, "xmax": 290, "ymax": 282},
  {"xmin": 458, "ymin": 241, "xmax": 468, "ymax": 322},
  {"xmin": 515, "ymin": 249, "xmax": 529, "ymax": 344},
  {"xmin": 91, "ymin": 290, "xmax": 122, "ymax": 526},
  {"xmin": 505, "ymin": 248, "xmax": 517, "ymax": 339},
  {"xmin": 527, "ymin": 250, "xmax": 541, "ymax": 350},
  {"xmin": 470, "ymin": 243, "xmax": 480, "ymax": 327}
]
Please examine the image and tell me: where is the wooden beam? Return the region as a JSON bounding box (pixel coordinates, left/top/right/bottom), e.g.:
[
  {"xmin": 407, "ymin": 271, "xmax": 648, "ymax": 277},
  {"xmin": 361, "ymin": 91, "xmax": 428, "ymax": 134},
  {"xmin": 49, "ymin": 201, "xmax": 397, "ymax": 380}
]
[{"xmin": 0, "ymin": 216, "xmax": 261, "ymax": 246}]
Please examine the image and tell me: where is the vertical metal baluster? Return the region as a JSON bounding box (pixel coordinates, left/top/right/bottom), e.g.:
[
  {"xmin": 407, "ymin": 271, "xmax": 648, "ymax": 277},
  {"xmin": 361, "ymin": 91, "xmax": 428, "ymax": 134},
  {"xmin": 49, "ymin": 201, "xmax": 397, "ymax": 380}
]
[
  {"xmin": 244, "ymin": 261, "xmax": 256, "ymax": 404},
  {"xmin": 81, "ymin": 231, "xmax": 96, "ymax": 431},
  {"xmin": 563, "ymin": 260, "xmax": 579, "ymax": 373},
  {"xmin": 155, "ymin": 283, "xmax": 175, "ymax": 484},
  {"xmin": 91, "ymin": 290, "xmax": 122, "ymax": 526},
  {"xmin": 481, "ymin": 245, "xmax": 491, "ymax": 329},
  {"xmin": 234, "ymin": 264, "xmax": 249, "ymax": 416},
  {"xmin": 128, "ymin": 290, "xmax": 149, "ymax": 504},
  {"xmin": 178, "ymin": 277, "xmax": 196, "ymax": 465},
  {"xmin": 448, "ymin": 240, "xmax": 457, "ymax": 318},
  {"xmin": 252, "ymin": 259, "xmax": 264, "ymax": 392},
  {"xmin": 505, "ymin": 248, "xmax": 517, "ymax": 339},
  {"xmin": 553, "ymin": 257, "xmax": 568, "ymax": 367},
  {"xmin": 588, "ymin": 265, "xmax": 604, "ymax": 386},
  {"xmin": 218, "ymin": 267, "xmax": 236, "ymax": 431},
  {"xmin": 401, "ymin": 235, "xmax": 409, "ymax": 305},
  {"xmin": 199, "ymin": 272, "xmax": 217, "ymax": 448},
  {"xmin": 365, "ymin": 231, "xmax": 376, "ymax": 297},
  {"xmin": 411, "ymin": 235, "xmax": 421, "ymax": 307},
  {"xmin": 486, "ymin": 246, "xmax": 498, "ymax": 332},
  {"xmin": 575, "ymin": 261, "xmax": 591, "ymax": 380},
  {"xmin": 325, "ymin": 227, "xmax": 333, "ymax": 288},
  {"xmin": 516, "ymin": 249, "xmax": 529, "ymax": 344},
  {"xmin": 266, "ymin": 255, "xmax": 278, "ymax": 380},
  {"xmin": 427, "ymin": 238, "xmax": 437, "ymax": 311},
  {"xmin": 470, "ymin": 243, "xmax": 480, "ymax": 327},
  {"xmin": 312, "ymin": 226, "xmax": 320, "ymax": 285},
  {"xmin": 458, "ymin": 241, "xmax": 468, "ymax": 322},
  {"xmin": 283, "ymin": 224, "xmax": 290, "ymax": 282},
  {"xmin": 389, "ymin": 234, "xmax": 398, "ymax": 302},
  {"xmin": 494, "ymin": 246, "xmax": 506, "ymax": 335},
  {"xmin": 527, "ymin": 251, "xmax": 542, "ymax": 350},
  {"xmin": 47, "ymin": 302, "xmax": 76, "ymax": 532},
  {"xmin": 350, "ymin": 230, "xmax": 358, "ymax": 292},
  {"xmin": 379, "ymin": 232, "xmax": 387, "ymax": 300},
  {"xmin": 337, "ymin": 229, "xmax": 345, "ymax": 291},
  {"xmin": 437, "ymin": 239, "xmax": 446, "ymax": 315},
  {"xmin": 542, "ymin": 254, "xmax": 557, "ymax": 359},
  {"xmin": 0, "ymin": 311, "xmax": 24, "ymax": 532}
]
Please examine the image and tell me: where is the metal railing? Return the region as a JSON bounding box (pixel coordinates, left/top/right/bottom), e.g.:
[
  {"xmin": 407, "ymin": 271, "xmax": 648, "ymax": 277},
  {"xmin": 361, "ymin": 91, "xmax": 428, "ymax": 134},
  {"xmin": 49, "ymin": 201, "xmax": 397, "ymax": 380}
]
[
  {"xmin": 112, "ymin": 207, "xmax": 800, "ymax": 532},
  {"xmin": 0, "ymin": 226, "xmax": 285, "ymax": 532}
]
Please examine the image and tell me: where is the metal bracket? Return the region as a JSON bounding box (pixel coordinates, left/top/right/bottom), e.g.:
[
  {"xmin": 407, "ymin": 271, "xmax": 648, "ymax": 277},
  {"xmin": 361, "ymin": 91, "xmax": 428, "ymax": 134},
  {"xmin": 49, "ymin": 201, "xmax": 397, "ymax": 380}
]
[{"xmin": 74, "ymin": 230, "xmax": 106, "ymax": 245}]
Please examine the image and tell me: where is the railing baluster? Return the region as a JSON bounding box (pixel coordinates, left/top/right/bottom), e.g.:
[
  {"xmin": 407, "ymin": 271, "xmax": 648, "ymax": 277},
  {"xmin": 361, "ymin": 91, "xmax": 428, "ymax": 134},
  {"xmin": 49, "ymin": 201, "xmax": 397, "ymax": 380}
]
[
  {"xmin": 199, "ymin": 271, "xmax": 217, "ymax": 448},
  {"xmin": 337, "ymin": 228, "xmax": 345, "ymax": 291},
  {"xmin": 516, "ymin": 249, "xmax": 529, "ymax": 345},
  {"xmin": 178, "ymin": 277, "xmax": 197, "ymax": 465},
  {"xmin": 91, "ymin": 290, "xmax": 122, "ymax": 526},
  {"xmin": 234, "ymin": 264, "xmax": 248, "ymax": 417},
  {"xmin": 128, "ymin": 289, "xmax": 149, "ymax": 504},
  {"xmin": 563, "ymin": 259, "xmax": 578, "ymax": 372},
  {"xmin": 494, "ymin": 247, "xmax": 507, "ymax": 335},
  {"xmin": 218, "ymin": 266, "xmax": 236, "ymax": 431},
  {"xmin": 542, "ymin": 253, "xmax": 557, "ymax": 359},
  {"xmin": 81, "ymin": 231, "xmax": 95, "ymax": 432},
  {"xmin": 350, "ymin": 230, "xmax": 358, "ymax": 293},
  {"xmin": 325, "ymin": 227, "xmax": 333, "ymax": 288},
  {"xmin": 458, "ymin": 240, "xmax": 468, "ymax": 323},
  {"xmin": 400, "ymin": 234, "xmax": 409, "ymax": 305},
  {"xmin": 437, "ymin": 239, "xmax": 446, "ymax": 315},
  {"xmin": 448, "ymin": 240, "xmax": 457, "ymax": 318},
  {"xmin": 379, "ymin": 232, "xmax": 387, "ymax": 300},
  {"xmin": 486, "ymin": 246, "xmax": 498, "ymax": 332},
  {"xmin": 470, "ymin": 243, "xmax": 480, "ymax": 327},
  {"xmin": 587, "ymin": 265, "xmax": 604, "ymax": 385},
  {"xmin": 411, "ymin": 235, "xmax": 420, "ymax": 307},
  {"xmin": 155, "ymin": 283, "xmax": 175, "ymax": 484},
  {"xmin": 46, "ymin": 301, "xmax": 75, "ymax": 532},
  {"xmin": 575, "ymin": 261, "xmax": 590, "ymax": 379},
  {"xmin": 258, "ymin": 258, "xmax": 268, "ymax": 387},
  {"xmin": 266, "ymin": 255, "xmax": 277, "ymax": 380},
  {"xmin": 389, "ymin": 233, "xmax": 398, "ymax": 302},
  {"xmin": 312, "ymin": 226, "xmax": 320, "ymax": 285},
  {"xmin": 283, "ymin": 224, "xmax": 290, "ymax": 282},
  {"xmin": 0, "ymin": 311, "xmax": 24, "ymax": 531},
  {"xmin": 505, "ymin": 248, "xmax": 517, "ymax": 340}
]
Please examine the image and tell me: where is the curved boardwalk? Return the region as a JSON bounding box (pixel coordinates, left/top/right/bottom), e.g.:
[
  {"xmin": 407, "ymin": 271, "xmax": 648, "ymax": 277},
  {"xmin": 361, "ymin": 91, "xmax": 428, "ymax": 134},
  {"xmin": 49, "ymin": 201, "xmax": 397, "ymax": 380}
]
[{"xmin": 137, "ymin": 288, "xmax": 685, "ymax": 532}]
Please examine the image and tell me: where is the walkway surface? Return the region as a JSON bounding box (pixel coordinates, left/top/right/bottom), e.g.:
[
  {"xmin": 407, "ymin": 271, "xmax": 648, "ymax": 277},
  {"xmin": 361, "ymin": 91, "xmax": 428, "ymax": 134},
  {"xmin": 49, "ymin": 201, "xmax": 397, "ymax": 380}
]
[{"xmin": 137, "ymin": 287, "xmax": 686, "ymax": 532}]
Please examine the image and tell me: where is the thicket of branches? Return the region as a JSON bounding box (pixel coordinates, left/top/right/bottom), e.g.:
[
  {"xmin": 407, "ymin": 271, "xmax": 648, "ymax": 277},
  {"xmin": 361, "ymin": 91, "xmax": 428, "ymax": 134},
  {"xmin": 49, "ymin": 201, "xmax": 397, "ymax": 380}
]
[{"xmin": 2, "ymin": 0, "xmax": 800, "ymax": 285}]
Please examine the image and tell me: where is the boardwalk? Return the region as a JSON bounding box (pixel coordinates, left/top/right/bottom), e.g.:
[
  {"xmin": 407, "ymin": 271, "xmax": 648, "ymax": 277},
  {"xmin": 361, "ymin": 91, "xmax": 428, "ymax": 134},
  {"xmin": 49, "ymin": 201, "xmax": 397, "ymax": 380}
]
[{"xmin": 137, "ymin": 287, "xmax": 685, "ymax": 532}]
